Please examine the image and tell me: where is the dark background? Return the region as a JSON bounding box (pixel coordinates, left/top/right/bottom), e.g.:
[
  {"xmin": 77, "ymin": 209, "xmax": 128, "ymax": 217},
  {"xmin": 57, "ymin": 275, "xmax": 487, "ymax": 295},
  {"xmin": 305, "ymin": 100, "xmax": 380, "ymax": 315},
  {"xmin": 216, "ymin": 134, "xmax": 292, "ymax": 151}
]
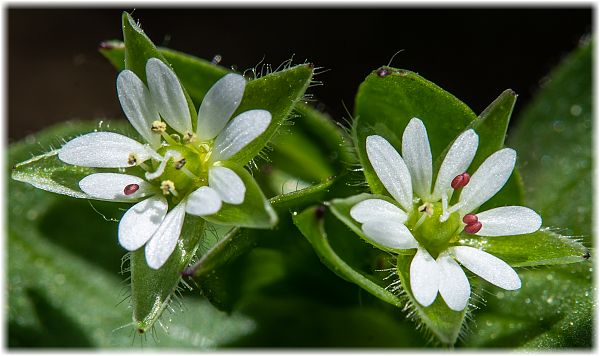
[{"xmin": 8, "ymin": 7, "xmax": 592, "ymax": 142}]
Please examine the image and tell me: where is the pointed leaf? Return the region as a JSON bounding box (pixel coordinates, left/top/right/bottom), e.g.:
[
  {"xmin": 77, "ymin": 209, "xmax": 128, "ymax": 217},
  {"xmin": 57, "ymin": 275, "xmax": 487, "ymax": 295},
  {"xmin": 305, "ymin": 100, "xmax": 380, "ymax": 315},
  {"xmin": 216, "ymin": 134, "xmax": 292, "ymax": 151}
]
[{"xmin": 293, "ymin": 205, "xmax": 403, "ymax": 308}]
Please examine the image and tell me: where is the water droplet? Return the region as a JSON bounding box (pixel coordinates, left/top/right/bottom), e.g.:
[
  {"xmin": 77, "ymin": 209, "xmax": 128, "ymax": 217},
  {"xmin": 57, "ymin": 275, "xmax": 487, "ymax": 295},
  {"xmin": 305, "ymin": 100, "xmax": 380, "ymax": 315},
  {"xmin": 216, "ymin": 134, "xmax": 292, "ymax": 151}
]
[
  {"xmin": 525, "ymin": 298, "xmax": 531, "ymax": 304},
  {"xmin": 496, "ymin": 291, "xmax": 505, "ymax": 299},
  {"xmin": 570, "ymin": 104, "xmax": 582, "ymax": 116},
  {"xmin": 546, "ymin": 296, "xmax": 554, "ymax": 304},
  {"xmin": 552, "ymin": 120, "xmax": 565, "ymax": 132},
  {"xmin": 546, "ymin": 274, "xmax": 554, "ymax": 281}
]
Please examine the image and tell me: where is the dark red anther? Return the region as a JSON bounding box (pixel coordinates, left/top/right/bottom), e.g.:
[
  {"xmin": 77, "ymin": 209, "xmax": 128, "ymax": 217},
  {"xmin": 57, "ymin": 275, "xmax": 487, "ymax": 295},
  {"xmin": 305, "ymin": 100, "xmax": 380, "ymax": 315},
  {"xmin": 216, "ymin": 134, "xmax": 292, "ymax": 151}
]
[
  {"xmin": 464, "ymin": 221, "xmax": 482, "ymax": 234},
  {"xmin": 462, "ymin": 214, "xmax": 478, "ymax": 225},
  {"xmin": 124, "ymin": 183, "xmax": 140, "ymax": 196},
  {"xmin": 451, "ymin": 172, "xmax": 471, "ymax": 189}
]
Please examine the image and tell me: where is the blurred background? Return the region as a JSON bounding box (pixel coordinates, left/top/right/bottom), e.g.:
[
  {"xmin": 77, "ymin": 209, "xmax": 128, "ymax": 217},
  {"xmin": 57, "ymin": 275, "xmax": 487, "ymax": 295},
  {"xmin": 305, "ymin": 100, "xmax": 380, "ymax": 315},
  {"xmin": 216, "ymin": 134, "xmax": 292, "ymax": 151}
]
[{"xmin": 8, "ymin": 7, "xmax": 591, "ymax": 142}]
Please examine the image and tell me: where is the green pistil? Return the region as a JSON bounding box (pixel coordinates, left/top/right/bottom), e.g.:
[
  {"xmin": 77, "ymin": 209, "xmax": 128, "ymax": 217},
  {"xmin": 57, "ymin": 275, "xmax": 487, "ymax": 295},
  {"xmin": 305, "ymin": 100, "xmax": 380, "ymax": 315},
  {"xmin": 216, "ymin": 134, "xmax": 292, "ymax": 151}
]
[{"xmin": 408, "ymin": 201, "xmax": 461, "ymax": 257}]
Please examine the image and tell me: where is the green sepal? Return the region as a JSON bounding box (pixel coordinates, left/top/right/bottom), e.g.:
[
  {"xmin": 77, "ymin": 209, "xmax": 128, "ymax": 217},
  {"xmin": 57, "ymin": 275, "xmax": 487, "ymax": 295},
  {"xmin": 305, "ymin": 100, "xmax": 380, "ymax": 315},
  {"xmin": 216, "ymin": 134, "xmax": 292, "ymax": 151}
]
[
  {"xmin": 202, "ymin": 163, "xmax": 277, "ymax": 229},
  {"xmin": 328, "ymin": 193, "xmax": 413, "ymax": 254},
  {"xmin": 396, "ymin": 254, "xmax": 467, "ymax": 345},
  {"xmin": 460, "ymin": 228, "xmax": 589, "ymax": 267},
  {"xmin": 130, "ymin": 215, "xmax": 205, "ymax": 333},
  {"xmin": 226, "ymin": 64, "xmax": 314, "ymax": 165},
  {"xmin": 353, "ymin": 67, "xmax": 477, "ymax": 196},
  {"xmin": 121, "ymin": 12, "xmax": 197, "ymax": 130}
]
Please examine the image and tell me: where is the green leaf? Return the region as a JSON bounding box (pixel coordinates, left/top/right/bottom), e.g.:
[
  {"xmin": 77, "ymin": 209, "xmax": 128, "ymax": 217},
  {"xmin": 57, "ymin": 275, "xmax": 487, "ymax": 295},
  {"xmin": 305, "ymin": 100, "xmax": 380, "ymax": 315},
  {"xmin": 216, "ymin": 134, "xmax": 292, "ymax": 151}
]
[
  {"xmin": 203, "ymin": 163, "xmax": 277, "ymax": 229},
  {"xmin": 130, "ymin": 215, "xmax": 205, "ymax": 332},
  {"xmin": 329, "ymin": 193, "xmax": 411, "ymax": 254},
  {"xmin": 12, "ymin": 150, "xmax": 96, "ymax": 199},
  {"xmin": 121, "ymin": 12, "xmax": 197, "ymax": 129},
  {"xmin": 463, "ymin": 40, "xmax": 593, "ymax": 349},
  {"xmin": 460, "ymin": 228, "xmax": 589, "ymax": 267},
  {"xmin": 353, "ymin": 67, "xmax": 477, "ymax": 195},
  {"xmin": 462, "ymin": 262, "xmax": 593, "ymax": 348},
  {"xmin": 509, "ymin": 40, "xmax": 592, "ymax": 238},
  {"xmin": 396, "ymin": 254, "xmax": 467, "ymax": 345},
  {"xmin": 293, "ymin": 205, "xmax": 402, "ymax": 308}
]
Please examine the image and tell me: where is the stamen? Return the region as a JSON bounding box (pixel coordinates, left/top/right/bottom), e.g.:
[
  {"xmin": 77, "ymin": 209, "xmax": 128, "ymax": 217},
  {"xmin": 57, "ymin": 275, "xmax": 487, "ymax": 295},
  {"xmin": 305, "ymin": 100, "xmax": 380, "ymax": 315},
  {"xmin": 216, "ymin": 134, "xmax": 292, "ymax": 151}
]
[
  {"xmin": 175, "ymin": 158, "xmax": 186, "ymax": 170},
  {"xmin": 160, "ymin": 180, "xmax": 178, "ymax": 196},
  {"xmin": 151, "ymin": 120, "xmax": 167, "ymax": 133},
  {"xmin": 182, "ymin": 132, "xmax": 197, "ymax": 144},
  {"xmin": 462, "ymin": 214, "xmax": 478, "ymax": 225},
  {"xmin": 463, "ymin": 221, "xmax": 482, "ymax": 234},
  {"xmin": 451, "ymin": 172, "xmax": 471, "ymax": 190},
  {"xmin": 127, "ymin": 153, "xmax": 138, "ymax": 166},
  {"xmin": 418, "ymin": 202, "xmax": 434, "ymax": 216},
  {"xmin": 123, "ymin": 184, "xmax": 140, "ymax": 195}
]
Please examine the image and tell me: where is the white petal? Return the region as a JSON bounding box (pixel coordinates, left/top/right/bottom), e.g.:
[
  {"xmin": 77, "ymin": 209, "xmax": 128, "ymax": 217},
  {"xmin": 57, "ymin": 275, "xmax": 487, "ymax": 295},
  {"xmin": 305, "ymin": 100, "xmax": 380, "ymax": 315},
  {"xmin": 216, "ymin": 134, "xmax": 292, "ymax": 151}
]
[
  {"xmin": 402, "ymin": 118, "xmax": 433, "ymax": 199},
  {"xmin": 365, "ymin": 135, "xmax": 413, "ymax": 211},
  {"xmin": 361, "ymin": 220, "xmax": 418, "ymax": 250},
  {"xmin": 117, "ymin": 70, "xmax": 161, "ymax": 147},
  {"xmin": 118, "ymin": 195, "xmax": 168, "ymax": 251},
  {"xmin": 410, "ymin": 247, "xmax": 440, "ymax": 307},
  {"xmin": 437, "ymin": 251, "xmax": 470, "ymax": 311},
  {"xmin": 212, "ymin": 110, "xmax": 271, "ymax": 161},
  {"xmin": 144, "ymin": 201, "xmax": 187, "ymax": 269},
  {"xmin": 459, "ymin": 148, "xmax": 516, "ymax": 214},
  {"xmin": 146, "ymin": 58, "xmax": 192, "ymax": 134},
  {"xmin": 59, "ymin": 132, "xmax": 155, "ymax": 168},
  {"xmin": 79, "ymin": 173, "xmax": 156, "ymax": 202},
  {"xmin": 477, "ymin": 206, "xmax": 542, "ymax": 236},
  {"xmin": 208, "ymin": 166, "xmax": 245, "ymax": 205},
  {"xmin": 197, "ymin": 73, "xmax": 246, "ymax": 140},
  {"xmin": 350, "ymin": 199, "xmax": 407, "ymax": 224},
  {"xmin": 432, "ymin": 129, "xmax": 479, "ymax": 200},
  {"xmin": 451, "ymin": 246, "xmax": 521, "ymax": 290},
  {"xmin": 185, "ymin": 186, "xmax": 223, "ymax": 216}
]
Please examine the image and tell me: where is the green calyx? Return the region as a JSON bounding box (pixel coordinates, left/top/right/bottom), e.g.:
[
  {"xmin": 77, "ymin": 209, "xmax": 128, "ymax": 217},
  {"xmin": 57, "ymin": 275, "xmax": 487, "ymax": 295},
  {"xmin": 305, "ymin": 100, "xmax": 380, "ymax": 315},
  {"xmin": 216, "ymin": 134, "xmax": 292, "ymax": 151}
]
[{"xmin": 408, "ymin": 202, "xmax": 461, "ymax": 257}]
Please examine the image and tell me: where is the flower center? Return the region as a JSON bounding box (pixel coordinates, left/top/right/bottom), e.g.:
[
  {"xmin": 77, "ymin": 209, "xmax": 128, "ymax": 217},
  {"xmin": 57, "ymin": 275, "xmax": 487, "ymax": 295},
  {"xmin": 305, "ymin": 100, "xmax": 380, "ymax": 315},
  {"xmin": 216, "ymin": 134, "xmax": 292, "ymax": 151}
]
[
  {"xmin": 145, "ymin": 141, "xmax": 211, "ymax": 200},
  {"xmin": 408, "ymin": 201, "xmax": 461, "ymax": 257}
]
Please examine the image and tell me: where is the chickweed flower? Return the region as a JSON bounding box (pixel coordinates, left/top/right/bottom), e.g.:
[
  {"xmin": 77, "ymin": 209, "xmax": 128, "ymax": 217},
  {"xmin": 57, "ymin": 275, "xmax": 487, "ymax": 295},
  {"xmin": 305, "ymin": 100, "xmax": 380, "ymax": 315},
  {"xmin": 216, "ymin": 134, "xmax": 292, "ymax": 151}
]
[
  {"xmin": 58, "ymin": 58, "xmax": 272, "ymax": 269},
  {"xmin": 350, "ymin": 118, "xmax": 542, "ymax": 311}
]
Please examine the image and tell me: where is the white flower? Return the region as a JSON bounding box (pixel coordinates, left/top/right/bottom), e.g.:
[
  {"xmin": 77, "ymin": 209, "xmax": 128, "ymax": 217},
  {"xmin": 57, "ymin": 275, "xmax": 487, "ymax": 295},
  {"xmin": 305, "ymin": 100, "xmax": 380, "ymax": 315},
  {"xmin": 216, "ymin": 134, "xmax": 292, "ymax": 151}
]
[
  {"xmin": 58, "ymin": 58, "xmax": 272, "ymax": 269},
  {"xmin": 350, "ymin": 118, "xmax": 542, "ymax": 311}
]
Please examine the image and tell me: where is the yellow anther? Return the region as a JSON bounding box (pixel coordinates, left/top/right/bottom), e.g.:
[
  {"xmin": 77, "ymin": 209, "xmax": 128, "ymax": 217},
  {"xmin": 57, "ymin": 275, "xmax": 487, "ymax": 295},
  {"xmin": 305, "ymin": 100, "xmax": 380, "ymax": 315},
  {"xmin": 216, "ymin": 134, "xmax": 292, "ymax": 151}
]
[
  {"xmin": 151, "ymin": 121, "xmax": 167, "ymax": 133},
  {"xmin": 174, "ymin": 158, "xmax": 186, "ymax": 170},
  {"xmin": 418, "ymin": 202, "xmax": 434, "ymax": 216},
  {"xmin": 183, "ymin": 132, "xmax": 197, "ymax": 144},
  {"xmin": 160, "ymin": 180, "xmax": 178, "ymax": 196},
  {"xmin": 127, "ymin": 153, "xmax": 138, "ymax": 165}
]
